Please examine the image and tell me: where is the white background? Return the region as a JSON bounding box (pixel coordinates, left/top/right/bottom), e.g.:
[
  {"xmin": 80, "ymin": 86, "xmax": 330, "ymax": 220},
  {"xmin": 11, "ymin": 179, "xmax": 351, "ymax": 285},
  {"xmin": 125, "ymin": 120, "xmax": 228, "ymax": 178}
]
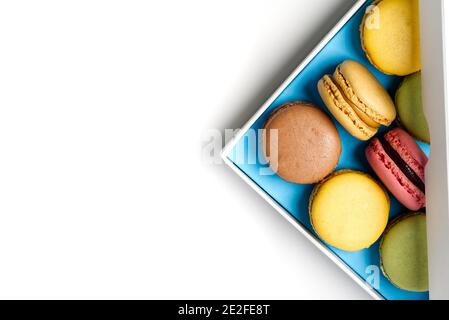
[{"xmin": 0, "ymin": 0, "xmax": 372, "ymax": 299}]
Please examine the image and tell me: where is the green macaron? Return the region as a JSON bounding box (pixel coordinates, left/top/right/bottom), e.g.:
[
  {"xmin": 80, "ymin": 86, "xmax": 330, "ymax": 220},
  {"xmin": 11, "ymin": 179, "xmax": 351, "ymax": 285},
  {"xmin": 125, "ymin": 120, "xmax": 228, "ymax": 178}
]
[
  {"xmin": 380, "ymin": 213, "xmax": 429, "ymax": 292},
  {"xmin": 395, "ymin": 72, "xmax": 430, "ymax": 143}
]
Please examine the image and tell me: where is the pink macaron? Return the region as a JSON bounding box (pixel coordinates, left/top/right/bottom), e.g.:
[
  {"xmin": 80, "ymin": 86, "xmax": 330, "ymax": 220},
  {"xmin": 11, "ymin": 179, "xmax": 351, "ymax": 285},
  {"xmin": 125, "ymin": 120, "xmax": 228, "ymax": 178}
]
[{"xmin": 366, "ymin": 128, "xmax": 428, "ymax": 211}]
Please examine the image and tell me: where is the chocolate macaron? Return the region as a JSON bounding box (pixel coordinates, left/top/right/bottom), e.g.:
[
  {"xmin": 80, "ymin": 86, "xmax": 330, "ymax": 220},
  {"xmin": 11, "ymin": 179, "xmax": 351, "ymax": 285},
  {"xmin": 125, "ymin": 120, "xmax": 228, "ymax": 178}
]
[{"xmin": 264, "ymin": 102, "xmax": 341, "ymax": 184}]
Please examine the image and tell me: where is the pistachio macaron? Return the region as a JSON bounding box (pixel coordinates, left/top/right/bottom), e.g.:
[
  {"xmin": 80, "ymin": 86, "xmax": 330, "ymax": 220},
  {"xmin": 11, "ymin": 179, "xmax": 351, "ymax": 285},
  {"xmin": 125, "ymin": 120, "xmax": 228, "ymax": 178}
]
[
  {"xmin": 380, "ymin": 213, "xmax": 429, "ymax": 292},
  {"xmin": 309, "ymin": 170, "xmax": 390, "ymax": 252},
  {"xmin": 317, "ymin": 60, "xmax": 396, "ymax": 140},
  {"xmin": 396, "ymin": 72, "xmax": 430, "ymax": 143},
  {"xmin": 361, "ymin": 0, "xmax": 421, "ymax": 76}
]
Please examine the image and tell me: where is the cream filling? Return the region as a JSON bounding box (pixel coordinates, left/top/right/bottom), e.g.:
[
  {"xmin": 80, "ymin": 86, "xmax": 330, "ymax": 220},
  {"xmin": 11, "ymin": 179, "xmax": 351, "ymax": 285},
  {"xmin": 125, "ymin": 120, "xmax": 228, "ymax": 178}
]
[
  {"xmin": 321, "ymin": 77, "xmax": 377, "ymax": 138},
  {"xmin": 334, "ymin": 66, "xmax": 391, "ymax": 126}
]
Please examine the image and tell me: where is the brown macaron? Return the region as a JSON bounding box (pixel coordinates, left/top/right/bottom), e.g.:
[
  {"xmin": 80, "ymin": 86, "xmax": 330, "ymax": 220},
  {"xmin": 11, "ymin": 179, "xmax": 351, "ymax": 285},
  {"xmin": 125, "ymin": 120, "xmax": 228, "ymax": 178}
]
[{"xmin": 264, "ymin": 102, "xmax": 341, "ymax": 184}]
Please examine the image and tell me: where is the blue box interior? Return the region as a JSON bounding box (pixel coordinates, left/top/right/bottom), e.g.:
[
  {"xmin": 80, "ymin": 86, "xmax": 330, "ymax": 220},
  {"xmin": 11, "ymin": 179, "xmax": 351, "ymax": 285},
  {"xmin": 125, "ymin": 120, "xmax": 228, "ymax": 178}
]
[{"xmin": 227, "ymin": 1, "xmax": 430, "ymax": 300}]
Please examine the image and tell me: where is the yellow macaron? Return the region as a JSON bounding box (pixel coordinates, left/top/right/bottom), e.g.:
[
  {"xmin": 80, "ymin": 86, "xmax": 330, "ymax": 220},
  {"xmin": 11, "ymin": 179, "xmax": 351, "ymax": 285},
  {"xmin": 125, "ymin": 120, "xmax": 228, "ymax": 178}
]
[
  {"xmin": 317, "ymin": 60, "xmax": 396, "ymax": 140},
  {"xmin": 309, "ymin": 170, "xmax": 390, "ymax": 252},
  {"xmin": 361, "ymin": 0, "xmax": 421, "ymax": 76}
]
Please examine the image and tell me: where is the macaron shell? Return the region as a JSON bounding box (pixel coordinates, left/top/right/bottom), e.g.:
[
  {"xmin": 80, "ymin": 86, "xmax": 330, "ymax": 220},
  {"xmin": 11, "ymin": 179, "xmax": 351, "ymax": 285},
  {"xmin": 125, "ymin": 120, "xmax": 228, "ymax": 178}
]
[
  {"xmin": 366, "ymin": 138, "xmax": 425, "ymax": 211},
  {"xmin": 361, "ymin": 0, "xmax": 421, "ymax": 76},
  {"xmin": 264, "ymin": 102, "xmax": 341, "ymax": 184},
  {"xmin": 396, "ymin": 72, "xmax": 430, "ymax": 143},
  {"xmin": 385, "ymin": 128, "xmax": 428, "ymax": 182},
  {"xmin": 310, "ymin": 170, "xmax": 390, "ymax": 252},
  {"xmin": 380, "ymin": 213, "xmax": 428, "ymax": 292},
  {"xmin": 317, "ymin": 76, "xmax": 377, "ymax": 140},
  {"xmin": 334, "ymin": 61, "xmax": 397, "ymax": 126}
]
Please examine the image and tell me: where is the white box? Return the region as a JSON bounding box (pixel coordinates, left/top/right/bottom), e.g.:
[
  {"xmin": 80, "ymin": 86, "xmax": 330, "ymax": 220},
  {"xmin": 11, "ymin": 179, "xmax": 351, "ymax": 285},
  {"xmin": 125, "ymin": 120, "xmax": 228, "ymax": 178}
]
[{"xmin": 222, "ymin": 0, "xmax": 447, "ymax": 300}]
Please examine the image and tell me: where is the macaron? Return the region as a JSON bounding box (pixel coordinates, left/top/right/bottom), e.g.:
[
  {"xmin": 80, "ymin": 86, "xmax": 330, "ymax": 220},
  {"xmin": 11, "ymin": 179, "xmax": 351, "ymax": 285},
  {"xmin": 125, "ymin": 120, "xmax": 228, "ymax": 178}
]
[
  {"xmin": 317, "ymin": 60, "xmax": 396, "ymax": 140},
  {"xmin": 366, "ymin": 128, "xmax": 428, "ymax": 211},
  {"xmin": 309, "ymin": 170, "xmax": 390, "ymax": 252},
  {"xmin": 396, "ymin": 72, "xmax": 430, "ymax": 143},
  {"xmin": 263, "ymin": 102, "xmax": 341, "ymax": 184},
  {"xmin": 361, "ymin": 0, "xmax": 421, "ymax": 76},
  {"xmin": 380, "ymin": 213, "xmax": 428, "ymax": 292}
]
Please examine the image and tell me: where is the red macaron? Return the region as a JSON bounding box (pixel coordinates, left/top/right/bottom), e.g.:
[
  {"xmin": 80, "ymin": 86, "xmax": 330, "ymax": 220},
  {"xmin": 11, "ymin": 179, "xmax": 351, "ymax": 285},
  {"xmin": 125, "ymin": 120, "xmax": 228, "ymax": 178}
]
[{"xmin": 366, "ymin": 128, "xmax": 428, "ymax": 211}]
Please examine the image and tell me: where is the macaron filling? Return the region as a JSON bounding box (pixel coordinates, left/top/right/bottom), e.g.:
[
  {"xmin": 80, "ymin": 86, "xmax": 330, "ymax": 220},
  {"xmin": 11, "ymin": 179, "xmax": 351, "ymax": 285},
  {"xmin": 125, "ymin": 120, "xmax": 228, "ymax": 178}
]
[
  {"xmin": 334, "ymin": 66, "xmax": 386, "ymax": 127},
  {"xmin": 319, "ymin": 76, "xmax": 376, "ymax": 138},
  {"xmin": 378, "ymin": 136, "xmax": 425, "ymax": 194}
]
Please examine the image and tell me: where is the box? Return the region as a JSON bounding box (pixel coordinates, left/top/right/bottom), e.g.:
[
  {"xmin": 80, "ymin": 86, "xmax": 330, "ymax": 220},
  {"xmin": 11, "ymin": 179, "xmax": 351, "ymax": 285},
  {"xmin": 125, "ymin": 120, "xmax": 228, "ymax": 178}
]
[
  {"xmin": 222, "ymin": 0, "xmax": 447, "ymax": 300},
  {"xmin": 420, "ymin": 0, "xmax": 449, "ymax": 301}
]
